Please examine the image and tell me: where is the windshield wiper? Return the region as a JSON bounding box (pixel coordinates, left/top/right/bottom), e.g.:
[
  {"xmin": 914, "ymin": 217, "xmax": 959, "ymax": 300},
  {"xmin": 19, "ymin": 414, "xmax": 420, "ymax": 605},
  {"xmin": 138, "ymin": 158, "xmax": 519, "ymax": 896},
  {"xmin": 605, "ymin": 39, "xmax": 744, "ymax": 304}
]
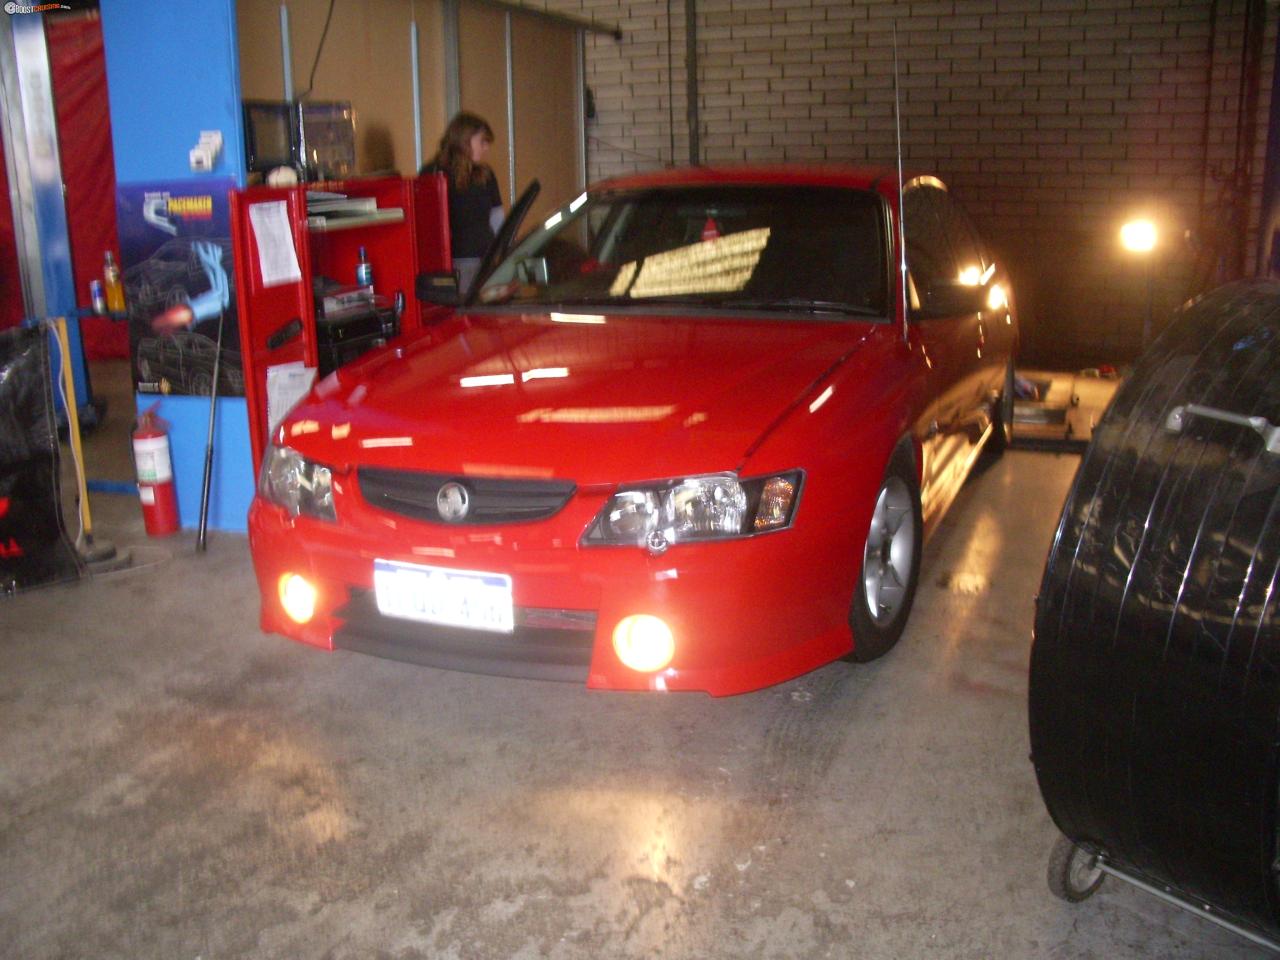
[{"xmin": 718, "ymin": 297, "xmax": 883, "ymax": 317}]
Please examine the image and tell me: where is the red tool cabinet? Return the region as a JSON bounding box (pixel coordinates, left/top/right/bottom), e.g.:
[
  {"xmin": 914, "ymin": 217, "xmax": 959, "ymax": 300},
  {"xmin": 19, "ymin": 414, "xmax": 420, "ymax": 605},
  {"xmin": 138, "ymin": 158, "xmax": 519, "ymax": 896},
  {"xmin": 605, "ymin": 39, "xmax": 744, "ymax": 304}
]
[{"xmin": 230, "ymin": 175, "xmax": 450, "ymax": 469}]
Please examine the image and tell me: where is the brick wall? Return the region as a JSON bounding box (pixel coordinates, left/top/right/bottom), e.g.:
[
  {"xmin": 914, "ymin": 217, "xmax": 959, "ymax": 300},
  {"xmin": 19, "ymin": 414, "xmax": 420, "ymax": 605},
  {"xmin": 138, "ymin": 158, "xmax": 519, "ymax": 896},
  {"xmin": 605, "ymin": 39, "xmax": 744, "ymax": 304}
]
[{"xmin": 519, "ymin": 0, "xmax": 1274, "ymax": 366}]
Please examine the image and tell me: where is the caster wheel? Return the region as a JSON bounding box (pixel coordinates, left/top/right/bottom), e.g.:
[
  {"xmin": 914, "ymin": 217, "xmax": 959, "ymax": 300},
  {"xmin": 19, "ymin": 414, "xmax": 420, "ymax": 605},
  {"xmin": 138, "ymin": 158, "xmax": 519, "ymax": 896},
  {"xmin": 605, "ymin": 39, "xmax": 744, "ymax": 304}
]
[{"xmin": 1047, "ymin": 834, "xmax": 1104, "ymax": 903}]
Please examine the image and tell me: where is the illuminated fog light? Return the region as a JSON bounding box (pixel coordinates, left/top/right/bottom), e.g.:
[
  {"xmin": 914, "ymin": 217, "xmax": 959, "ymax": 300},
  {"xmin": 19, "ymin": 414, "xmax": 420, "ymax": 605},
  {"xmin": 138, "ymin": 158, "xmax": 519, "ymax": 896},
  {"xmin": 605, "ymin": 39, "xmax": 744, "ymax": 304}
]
[
  {"xmin": 1120, "ymin": 219, "xmax": 1157, "ymax": 254},
  {"xmin": 612, "ymin": 615, "xmax": 675, "ymax": 673},
  {"xmin": 278, "ymin": 573, "xmax": 318, "ymax": 624}
]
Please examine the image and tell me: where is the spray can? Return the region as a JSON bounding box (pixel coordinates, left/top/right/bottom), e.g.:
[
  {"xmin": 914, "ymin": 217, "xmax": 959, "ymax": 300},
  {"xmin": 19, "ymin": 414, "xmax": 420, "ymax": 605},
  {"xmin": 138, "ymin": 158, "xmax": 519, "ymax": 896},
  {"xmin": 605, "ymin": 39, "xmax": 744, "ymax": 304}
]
[
  {"xmin": 356, "ymin": 246, "xmax": 374, "ymax": 288},
  {"xmin": 90, "ymin": 279, "xmax": 107, "ymax": 314}
]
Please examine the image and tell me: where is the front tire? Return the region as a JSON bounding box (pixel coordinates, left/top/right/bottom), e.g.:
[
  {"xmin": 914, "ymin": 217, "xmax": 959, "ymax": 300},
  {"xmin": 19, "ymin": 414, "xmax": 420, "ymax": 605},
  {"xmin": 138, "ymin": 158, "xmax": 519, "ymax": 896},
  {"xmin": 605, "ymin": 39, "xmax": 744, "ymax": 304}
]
[{"xmin": 845, "ymin": 446, "xmax": 923, "ymax": 663}]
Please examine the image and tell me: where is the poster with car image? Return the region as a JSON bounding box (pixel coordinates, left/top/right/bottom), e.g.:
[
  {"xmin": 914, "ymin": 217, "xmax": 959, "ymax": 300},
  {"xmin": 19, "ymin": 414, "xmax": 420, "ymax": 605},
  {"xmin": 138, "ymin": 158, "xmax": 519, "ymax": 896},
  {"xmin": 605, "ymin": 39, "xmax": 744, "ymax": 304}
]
[{"xmin": 117, "ymin": 179, "xmax": 244, "ymax": 396}]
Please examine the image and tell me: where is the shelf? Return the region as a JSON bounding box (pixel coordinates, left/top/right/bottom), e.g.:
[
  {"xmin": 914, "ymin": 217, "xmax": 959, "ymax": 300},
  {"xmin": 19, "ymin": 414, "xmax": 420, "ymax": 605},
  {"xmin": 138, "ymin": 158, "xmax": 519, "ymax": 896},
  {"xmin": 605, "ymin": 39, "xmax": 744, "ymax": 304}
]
[{"xmin": 307, "ymin": 208, "xmax": 406, "ymax": 232}]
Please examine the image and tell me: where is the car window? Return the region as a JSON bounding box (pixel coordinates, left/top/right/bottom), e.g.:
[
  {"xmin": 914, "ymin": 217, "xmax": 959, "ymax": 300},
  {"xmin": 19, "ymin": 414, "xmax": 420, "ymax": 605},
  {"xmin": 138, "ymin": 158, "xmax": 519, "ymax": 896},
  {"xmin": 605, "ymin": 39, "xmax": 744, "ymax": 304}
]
[
  {"xmin": 483, "ymin": 186, "xmax": 889, "ymax": 317},
  {"xmin": 903, "ymin": 185, "xmax": 955, "ymax": 306}
]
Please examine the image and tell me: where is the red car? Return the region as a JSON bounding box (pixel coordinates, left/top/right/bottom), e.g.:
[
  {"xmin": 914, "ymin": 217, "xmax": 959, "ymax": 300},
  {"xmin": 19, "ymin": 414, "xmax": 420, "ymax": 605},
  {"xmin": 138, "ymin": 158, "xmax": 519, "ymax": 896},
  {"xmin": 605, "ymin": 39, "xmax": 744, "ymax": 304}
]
[{"xmin": 248, "ymin": 166, "xmax": 1017, "ymax": 696}]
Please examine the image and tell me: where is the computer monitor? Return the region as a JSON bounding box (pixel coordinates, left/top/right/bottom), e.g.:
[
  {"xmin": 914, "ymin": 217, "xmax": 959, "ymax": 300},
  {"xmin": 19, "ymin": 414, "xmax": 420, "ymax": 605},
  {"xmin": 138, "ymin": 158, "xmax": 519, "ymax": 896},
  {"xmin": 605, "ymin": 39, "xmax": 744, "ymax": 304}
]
[
  {"xmin": 243, "ymin": 100, "xmax": 297, "ymax": 174},
  {"xmin": 297, "ymin": 101, "xmax": 356, "ymax": 181}
]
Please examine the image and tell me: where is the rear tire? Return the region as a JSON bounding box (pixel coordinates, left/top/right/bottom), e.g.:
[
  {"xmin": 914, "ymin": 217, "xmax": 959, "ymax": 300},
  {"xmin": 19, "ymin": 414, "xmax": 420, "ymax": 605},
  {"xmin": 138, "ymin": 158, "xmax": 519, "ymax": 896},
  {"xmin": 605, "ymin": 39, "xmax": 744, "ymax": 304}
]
[{"xmin": 845, "ymin": 446, "xmax": 922, "ymax": 663}]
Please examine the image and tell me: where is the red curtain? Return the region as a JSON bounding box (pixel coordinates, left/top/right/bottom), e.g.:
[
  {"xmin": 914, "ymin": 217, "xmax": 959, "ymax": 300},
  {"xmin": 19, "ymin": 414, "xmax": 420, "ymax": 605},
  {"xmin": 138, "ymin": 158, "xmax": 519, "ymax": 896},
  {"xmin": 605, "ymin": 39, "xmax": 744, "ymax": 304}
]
[{"xmin": 47, "ymin": 10, "xmax": 125, "ymax": 359}]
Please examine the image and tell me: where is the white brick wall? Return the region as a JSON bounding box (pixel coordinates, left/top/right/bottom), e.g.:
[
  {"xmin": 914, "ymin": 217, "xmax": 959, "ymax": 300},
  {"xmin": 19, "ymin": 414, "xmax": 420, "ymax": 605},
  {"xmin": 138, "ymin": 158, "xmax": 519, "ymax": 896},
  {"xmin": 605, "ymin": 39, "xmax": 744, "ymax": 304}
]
[{"xmin": 515, "ymin": 0, "xmax": 1274, "ymax": 364}]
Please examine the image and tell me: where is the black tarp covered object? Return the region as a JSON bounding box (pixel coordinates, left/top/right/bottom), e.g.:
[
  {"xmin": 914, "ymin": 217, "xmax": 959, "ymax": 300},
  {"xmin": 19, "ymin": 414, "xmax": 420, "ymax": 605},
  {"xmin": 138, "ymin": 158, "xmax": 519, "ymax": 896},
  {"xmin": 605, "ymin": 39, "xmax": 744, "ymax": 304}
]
[
  {"xmin": 0, "ymin": 326, "xmax": 83, "ymax": 593},
  {"xmin": 1030, "ymin": 281, "xmax": 1280, "ymax": 937}
]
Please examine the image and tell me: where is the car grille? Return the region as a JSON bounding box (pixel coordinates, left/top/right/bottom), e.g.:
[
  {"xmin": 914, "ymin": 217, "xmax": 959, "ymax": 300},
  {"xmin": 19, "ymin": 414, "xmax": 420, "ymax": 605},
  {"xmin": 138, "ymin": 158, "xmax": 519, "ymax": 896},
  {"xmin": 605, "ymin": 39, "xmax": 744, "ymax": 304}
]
[
  {"xmin": 332, "ymin": 590, "xmax": 596, "ymax": 683},
  {"xmin": 357, "ymin": 468, "xmax": 576, "ymax": 524}
]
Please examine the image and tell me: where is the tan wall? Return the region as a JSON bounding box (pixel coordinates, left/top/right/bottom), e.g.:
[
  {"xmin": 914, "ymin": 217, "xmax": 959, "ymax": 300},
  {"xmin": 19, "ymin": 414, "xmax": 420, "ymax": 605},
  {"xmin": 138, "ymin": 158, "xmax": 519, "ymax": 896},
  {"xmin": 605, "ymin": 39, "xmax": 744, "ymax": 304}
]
[
  {"xmin": 456, "ymin": 1, "xmax": 583, "ymax": 221},
  {"xmin": 512, "ymin": 10, "xmax": 582, "ymax": 224},
  {"xmin": 458, "ymin": 1, "xmax": 513, "ymax": 196},
  {"xmin": 237, "ymin": 0, "xmax": 448, "ymax": 177}
]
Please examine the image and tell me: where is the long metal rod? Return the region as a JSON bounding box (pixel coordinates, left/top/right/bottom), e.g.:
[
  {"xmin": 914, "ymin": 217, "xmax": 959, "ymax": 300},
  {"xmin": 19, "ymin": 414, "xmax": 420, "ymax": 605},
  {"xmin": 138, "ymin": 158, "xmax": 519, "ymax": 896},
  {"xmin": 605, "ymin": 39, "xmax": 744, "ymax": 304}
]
[
  {"xmin": 504, "ymin": 11, "xmax": 515, "ymax": 204},
  {"xmin": 892, "ymin": 24, "xmax": 909, "ymax": 343},
  {"xmin": 410, "ymin": 18, "xmax": 422, "ymax": 171},
  {"xmin": 667, "ymin": 0, "xmax": 675, "ymax": 164},
  {"xmin": 1097, "ymin": 860, "xmax": 1280, "ymax": 954},
  {"xmin": 685, "ymin": 0, "xmax": 699, "ymax": 165},
  {"xmin": 575, "ymin": 27, "xmax": 587, "ymax": 190},
  {"xmin": 1256, "ymin": 18, "xmax": 1280, "ymax": 275},
  {"xmin": 443, "ymin": 0, "xmax": 460, "ymax": 118},
  {"xmin": 1196, "ymin": 0, "xmax": 1217, "ymax": 236},
  {"xmin": 280, "ymin": 4, "xmax": 293, "ymax": 101},
  {"xmin": 1231, "ymin": 0, "xmax": 1265, "ymax": 277},
  {"xmin": 197, "ymin": 311, "xmax": 225, "ymax": 553}
]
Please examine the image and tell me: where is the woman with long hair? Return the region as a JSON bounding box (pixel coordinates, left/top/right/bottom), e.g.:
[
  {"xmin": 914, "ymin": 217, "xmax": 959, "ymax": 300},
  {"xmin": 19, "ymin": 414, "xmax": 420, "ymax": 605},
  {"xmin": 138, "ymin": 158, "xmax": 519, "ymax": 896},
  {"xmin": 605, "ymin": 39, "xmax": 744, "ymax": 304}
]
[{"xmin": 421, "ymin": 112, "xmax": 505, "ymax": 293}]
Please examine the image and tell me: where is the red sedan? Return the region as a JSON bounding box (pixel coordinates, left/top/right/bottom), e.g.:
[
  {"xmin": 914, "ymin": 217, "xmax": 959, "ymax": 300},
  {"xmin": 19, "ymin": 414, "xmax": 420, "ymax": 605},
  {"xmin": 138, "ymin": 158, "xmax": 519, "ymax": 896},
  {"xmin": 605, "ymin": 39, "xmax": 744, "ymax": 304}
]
[{"xmin": 248, "ymin": 165, "xmax": 1017, "ymax": 696}]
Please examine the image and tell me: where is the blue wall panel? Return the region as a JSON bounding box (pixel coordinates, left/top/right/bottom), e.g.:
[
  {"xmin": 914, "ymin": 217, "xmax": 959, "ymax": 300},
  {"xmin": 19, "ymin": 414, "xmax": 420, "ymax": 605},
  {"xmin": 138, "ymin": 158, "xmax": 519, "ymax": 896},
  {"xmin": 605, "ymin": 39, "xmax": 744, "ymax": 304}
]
[{"xmin": 100, "ymin": 0, "xmax": 246, "ymax": 185}]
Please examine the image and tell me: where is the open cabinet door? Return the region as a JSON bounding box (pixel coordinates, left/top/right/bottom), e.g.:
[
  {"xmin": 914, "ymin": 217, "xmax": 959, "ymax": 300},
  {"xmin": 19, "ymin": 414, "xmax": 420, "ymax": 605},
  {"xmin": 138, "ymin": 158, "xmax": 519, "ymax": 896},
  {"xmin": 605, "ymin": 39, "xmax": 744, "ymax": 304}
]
[{"xmin": 230, "ymin": 187, "xmax": 315, "ymax": 470}]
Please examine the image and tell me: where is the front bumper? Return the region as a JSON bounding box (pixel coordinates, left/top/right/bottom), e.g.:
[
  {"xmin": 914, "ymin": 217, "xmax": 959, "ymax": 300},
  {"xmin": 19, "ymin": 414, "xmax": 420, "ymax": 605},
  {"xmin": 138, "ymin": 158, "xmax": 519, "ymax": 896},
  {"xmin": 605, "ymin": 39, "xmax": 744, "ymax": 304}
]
[{"xmin": 247, "ymin": 493, "xmax": 854, "ymax": 697}]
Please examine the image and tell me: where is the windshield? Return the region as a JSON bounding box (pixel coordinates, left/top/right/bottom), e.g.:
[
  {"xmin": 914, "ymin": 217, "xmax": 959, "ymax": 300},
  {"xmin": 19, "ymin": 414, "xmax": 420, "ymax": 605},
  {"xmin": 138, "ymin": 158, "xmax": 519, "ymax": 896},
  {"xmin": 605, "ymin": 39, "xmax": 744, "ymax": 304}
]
[{"xmin": 478, "ymin": 185, "xmax": 889, "ymax": 317}]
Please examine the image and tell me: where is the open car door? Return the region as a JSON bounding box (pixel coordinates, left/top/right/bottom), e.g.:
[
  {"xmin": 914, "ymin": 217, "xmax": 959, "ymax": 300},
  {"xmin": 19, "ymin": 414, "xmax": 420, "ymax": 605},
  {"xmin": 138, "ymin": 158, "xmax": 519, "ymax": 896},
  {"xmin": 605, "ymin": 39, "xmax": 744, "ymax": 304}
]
[{"xmin": 465, "ymin": 179, "xmax": 541, "ymax": 304}]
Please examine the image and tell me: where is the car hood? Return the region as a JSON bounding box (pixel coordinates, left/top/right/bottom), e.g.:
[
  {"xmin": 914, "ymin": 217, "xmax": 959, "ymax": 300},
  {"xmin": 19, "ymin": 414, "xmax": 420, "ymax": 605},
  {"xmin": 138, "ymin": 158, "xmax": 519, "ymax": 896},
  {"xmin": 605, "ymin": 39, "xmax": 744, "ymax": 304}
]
[{"xmin": 287, "ymin": 310, "xmax": 875, "ymax": 484}]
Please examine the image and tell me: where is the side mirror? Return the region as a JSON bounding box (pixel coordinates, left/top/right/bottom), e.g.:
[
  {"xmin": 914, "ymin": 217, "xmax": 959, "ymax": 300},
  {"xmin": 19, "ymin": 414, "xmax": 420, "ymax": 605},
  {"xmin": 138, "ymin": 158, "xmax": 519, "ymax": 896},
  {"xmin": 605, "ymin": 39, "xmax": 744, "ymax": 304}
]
[
  {"xmin": 416, "ymin": 270, "xmax": 460, "ymax": 307},
  {"xmin": 515, "ymin": 257, "xmax": 549, "ymax": 285},
  {"xmin": 916, "ymin": 280, "xmax": 987, "ymax": 318}
]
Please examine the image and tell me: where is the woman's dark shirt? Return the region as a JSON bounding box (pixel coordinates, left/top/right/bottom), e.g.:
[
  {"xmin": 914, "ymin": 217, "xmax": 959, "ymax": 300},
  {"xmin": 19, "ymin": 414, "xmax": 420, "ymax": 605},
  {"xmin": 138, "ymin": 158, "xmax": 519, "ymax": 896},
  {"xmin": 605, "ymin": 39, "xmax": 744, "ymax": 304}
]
[{"xmin": 421, "ymin": 162, "xmax": 503, "ymax": 258}]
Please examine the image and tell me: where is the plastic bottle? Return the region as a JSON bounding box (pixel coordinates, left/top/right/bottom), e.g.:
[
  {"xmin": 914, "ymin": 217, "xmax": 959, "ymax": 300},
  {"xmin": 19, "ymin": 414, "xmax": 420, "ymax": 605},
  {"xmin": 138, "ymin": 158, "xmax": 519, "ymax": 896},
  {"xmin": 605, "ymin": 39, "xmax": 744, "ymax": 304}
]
[
  {"xmin": 103, "ymin": 250, "xmax": 125, "ymax": 313},
  {"xmin": 355, "ymin": 246, "xmax": 373, "ymax": 288}
]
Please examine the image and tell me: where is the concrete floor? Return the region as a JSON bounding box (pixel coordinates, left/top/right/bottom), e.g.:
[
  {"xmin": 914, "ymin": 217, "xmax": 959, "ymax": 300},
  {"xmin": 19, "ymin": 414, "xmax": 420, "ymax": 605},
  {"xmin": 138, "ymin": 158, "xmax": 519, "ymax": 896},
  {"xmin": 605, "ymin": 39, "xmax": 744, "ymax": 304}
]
[{"xmin": 1, "ymin": 366, "xmax": 1268, "ymax": 958}]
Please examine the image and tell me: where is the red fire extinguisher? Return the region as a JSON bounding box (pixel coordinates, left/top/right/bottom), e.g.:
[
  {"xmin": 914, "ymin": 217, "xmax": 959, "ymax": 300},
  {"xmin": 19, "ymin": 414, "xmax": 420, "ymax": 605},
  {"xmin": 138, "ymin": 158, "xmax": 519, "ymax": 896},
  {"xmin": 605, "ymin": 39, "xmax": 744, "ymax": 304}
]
[{"xmin": 133, "ymin": 406, "xmax": 179, "ymax": 537}]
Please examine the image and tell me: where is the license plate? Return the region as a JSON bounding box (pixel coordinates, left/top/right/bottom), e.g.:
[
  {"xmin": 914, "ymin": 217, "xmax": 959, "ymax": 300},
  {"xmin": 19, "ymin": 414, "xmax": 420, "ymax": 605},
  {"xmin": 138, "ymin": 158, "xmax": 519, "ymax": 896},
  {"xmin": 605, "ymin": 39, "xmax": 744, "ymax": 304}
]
[{"xmin": 373, "ymin": 559, "xmax": 514, "ymax": 633}]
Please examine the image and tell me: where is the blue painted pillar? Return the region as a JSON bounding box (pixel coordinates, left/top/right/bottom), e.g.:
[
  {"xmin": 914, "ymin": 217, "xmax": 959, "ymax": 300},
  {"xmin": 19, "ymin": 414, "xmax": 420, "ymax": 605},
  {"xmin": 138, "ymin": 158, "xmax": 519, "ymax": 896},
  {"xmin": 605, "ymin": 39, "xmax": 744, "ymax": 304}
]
[
  {"xmin": 98, "ymin": 0, "xmax": 255, "ymax": 533},
  {"xmin": 7, "ymin": 12, "xmax": 88, "ymax": 410}
]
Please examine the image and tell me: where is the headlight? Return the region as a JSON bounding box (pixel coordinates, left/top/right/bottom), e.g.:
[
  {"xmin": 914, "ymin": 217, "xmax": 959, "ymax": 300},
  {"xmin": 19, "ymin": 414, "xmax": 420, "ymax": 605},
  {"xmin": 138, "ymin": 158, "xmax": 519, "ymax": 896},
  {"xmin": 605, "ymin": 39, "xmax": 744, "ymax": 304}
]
[
  {"xmin": 583, "ymin": 471, "xmax": 801, "ymax": 551},
  {"xmin": 258, "ymin": 444, "xmax": 336, "ymax": 521}
]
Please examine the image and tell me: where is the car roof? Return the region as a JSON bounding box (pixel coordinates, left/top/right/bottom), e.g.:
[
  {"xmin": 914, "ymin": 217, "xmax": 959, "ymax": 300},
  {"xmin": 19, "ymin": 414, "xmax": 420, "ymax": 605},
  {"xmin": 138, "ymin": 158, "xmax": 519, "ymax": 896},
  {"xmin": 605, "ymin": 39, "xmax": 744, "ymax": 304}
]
[{"xmin": 592, "ymin": 164, "xmax": 940, "ymax": 196}]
